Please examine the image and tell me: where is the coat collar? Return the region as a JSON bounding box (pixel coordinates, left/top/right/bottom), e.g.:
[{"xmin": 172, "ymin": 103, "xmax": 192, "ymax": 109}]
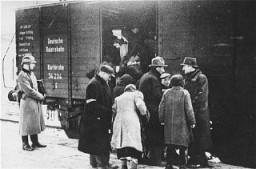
[
  {"xmin": 95, "ymin": 74, "xmax": 107, "ymax": 85},
  {"xmin": 22, "ymin": 68, "xmax": 31, "ymax": 75},
  {"xmin": 186, "ymin": 69, "xmax": 202, "ymax": 82},
  {"xmin": 149, "ymin": 68, "xmax": 161, "ymax": 79},
  {"xmin": 172, "ymin": 86, "xmax": 183, "ymax": 90}
]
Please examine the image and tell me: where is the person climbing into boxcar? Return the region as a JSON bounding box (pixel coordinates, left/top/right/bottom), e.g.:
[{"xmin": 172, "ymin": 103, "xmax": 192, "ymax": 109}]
[
  {"xmin": 117, "ymin": 54, "xmax": 143, "ymax": 84},
  {"xmin": 180, "ymin": 57, "xmax": 212, "ymax": 168},
  {"xmin": 112, "ymin": 29, "xmax": 128, "ymax": 67},
  {"xmin": 124, "ymin": 24, "xmax": 148, "ymax": 73},
  {"xmin": 111, "ymin": 84, "xmax": 148, "ymax": 169},
  {"xmin": 144, "ymin": 30, "xmax": 157, "ymax": 73},
  {"xmin": 159, "ymin": 74, "xmax": 196, "ymax": 169},
  {"xmin": 17, "ymin": 54, "xmax": 46, "ymax": 151},
  {"xmin": 103, "ymin": 29, "xmax": 121, "ymax": 66},
  {"xmin": 78, "ymin": 65, "xmax": 118, "ymax": 169},
  {"xmin": 138, "ymin": 56, "xmax": 167, "ymax": 166}
]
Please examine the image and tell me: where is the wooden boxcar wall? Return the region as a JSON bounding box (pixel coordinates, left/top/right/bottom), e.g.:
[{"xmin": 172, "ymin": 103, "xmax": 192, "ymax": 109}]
[
  {"xmin": 70, "ymin": 2, "xmax": 101, "ymax": 99},
  {"xmin": 158, "ymin": 1, "xmax": 255, "ymax": 120},
  {"xmin": 16, "ymin": 2, "xmax": 102, "ymax": 100}
]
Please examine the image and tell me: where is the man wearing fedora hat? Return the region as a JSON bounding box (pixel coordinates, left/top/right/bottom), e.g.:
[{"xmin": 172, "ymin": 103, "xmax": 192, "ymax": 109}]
[
  {"xmin": 181, "ymin": 57, "xmax": 212, "ymax": 168},
  {"xmin": 138, "ymin": 56, "xmax": 167, "ymax": 166}
]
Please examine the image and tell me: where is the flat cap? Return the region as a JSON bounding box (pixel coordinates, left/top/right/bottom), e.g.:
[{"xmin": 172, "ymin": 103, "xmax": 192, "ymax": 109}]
[{"xmin": 100, "ymin": 65, "xmax": 115, "ymax": 75}]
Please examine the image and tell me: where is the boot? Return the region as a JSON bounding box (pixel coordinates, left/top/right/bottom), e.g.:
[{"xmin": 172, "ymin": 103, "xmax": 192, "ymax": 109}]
[
  {"xmin": 31, "ymin": 134, "xmax": 47, "ymax": 148},
  {"xmin": 22, "ymin": 136, "xmax": 34, "ymax": 151}
]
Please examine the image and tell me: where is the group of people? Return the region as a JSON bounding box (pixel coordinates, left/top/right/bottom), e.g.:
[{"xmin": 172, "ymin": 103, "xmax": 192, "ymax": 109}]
[
  {"xmin": 15, "ymin": 52, "xmax": 211, "ymax": 169},
  {"xmin": 78, "ymin": 56, "xmax": 212, "ymax": 169}
]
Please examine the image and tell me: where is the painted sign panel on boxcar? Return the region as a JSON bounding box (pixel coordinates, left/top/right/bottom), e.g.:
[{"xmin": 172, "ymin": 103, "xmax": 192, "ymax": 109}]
[{"xmin": 41, "ymin": 5, "xmax": 69, "ymax": 98}]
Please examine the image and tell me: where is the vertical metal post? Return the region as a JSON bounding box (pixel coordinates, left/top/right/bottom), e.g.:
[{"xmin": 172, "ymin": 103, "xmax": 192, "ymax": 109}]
[
  {"xmin": 67, "ymin": 4, "xmax": 72, "ymax": 108},
  {"xmin": 39, "ymin": 7, "xmax": 44, "ymax": 79},
  {"xmin": 99, "ymin": 3, "xmax": 102, "ymax": 63}
]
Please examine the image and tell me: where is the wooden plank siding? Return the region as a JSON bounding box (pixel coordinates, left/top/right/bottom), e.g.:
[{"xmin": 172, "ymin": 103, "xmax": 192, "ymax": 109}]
[{"xmin": 70, "ymin": 2, "xmax": 101, "ymax": 99}]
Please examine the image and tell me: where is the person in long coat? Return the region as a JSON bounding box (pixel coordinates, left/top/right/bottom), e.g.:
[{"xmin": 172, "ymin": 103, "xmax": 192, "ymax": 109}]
[
  {"xmin": 138, "ymin": 56, "xmax": 167, "ymax": 165},
  {"xmin": 111, "ymin": 84, "xmax": 147, "ymax": 169},
  {"xmin": 78, "ymin": 65, "xmax": 117, "ymax": 169},
  {"xmin": 159, "ymin": 74, "xmax": 196, "ymax": 169},
  {"xmin": 17, "ymin": 54, "xmax": 46, "ymax": 151},
  {"xmin": 181, "ymin": 57, "xmax": 212, "ymax": 167}
]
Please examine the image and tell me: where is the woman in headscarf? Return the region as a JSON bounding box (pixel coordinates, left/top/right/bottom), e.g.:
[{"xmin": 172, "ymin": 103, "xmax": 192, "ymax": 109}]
[
  {"xmin": 113, "ymin": 74, "xmax": 133, "ymax": 99},
  {"xmin": 111, "ymin": 84, "xmax": 147, "ymax": 169}
]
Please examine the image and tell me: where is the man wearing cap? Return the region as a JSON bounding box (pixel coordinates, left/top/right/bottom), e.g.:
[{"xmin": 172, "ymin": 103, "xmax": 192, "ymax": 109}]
[
  {"xmin": 138, "ymin": 56, "xmax": 167, "ymax": 166},
  {"xmin": 17, "ymin": 54, "xmax": 46, "ymax": 151},
  {"xmin": 78, "ymin": 65, "xmax": 117, "ymax": 169},
  {"xmin": 181, "ymin": 57, "xmax": 212, "ymax": 167},
  {"xmin": 160, "ymin": 73, "xmax": 171, "ymax": 93}
]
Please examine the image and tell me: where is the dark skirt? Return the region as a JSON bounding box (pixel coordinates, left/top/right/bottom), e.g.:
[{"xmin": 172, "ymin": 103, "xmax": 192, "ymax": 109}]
[{"xmin": 117, "ymin": 147, "xmax": 142, "ymax": 159}]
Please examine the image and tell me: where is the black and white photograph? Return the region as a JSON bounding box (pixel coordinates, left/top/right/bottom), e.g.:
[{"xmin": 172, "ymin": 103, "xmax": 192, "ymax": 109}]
[{"xmin": 1, "ymin": 0, "xmax": 255, "ymax": 168}]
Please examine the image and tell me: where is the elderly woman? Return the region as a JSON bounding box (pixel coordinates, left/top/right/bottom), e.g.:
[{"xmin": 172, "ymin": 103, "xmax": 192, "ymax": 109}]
[
  {"xmin": 111, "ymin": 84, "xmax": 147, "ymax": 169},
  {"xmin": 159, "ymin": 74, "xmax": 196, "ymax": 169}
]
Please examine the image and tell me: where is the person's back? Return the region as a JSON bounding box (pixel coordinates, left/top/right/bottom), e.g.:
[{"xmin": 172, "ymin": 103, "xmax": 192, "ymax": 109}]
[
  {"xmin": 160, "ymin": 87, "xmax": 194, "ymax": 146},
  {"xmin": 159, "ymin": 74, "xmax": 195, "ymax": 169},
  {"xmin": 111, "ymin": 84, "xmax": 147, "ymax": 169}
]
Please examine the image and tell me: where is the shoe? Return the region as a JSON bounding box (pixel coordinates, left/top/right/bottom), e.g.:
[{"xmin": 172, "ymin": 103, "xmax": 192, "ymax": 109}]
[
  {"xmin": 32, "ymin": 143, "xmax": 47, "ymax": 148},
  {"xmin": 22, "ymin": 144, "xmax": 34, "ymax": 151},
  {"xmin": 165, "ymin": 164, "xmax": 174, "ymax": 169}
]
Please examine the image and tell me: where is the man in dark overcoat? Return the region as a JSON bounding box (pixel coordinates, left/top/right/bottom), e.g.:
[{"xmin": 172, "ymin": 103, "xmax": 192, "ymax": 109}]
[
  {"xmin": 138, "ymin": 56, "xmax": 167, "ymax": 165},
  {"xmin": 78, "ymin": 65, "xmax": 117, "ymax": 169},
  {"xmin": 181, "ymin": 57, "xmax": 212, "ymax": 167}
]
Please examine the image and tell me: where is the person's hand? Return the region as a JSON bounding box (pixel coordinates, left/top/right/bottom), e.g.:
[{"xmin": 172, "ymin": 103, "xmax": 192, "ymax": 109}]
[{"xmin": 191, "ymin": 124, "xmax": 195, "ymax": 128}]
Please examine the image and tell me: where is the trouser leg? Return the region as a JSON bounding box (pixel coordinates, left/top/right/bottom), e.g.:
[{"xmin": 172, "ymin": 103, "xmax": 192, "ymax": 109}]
[
  {"xmin": 90, "ymin": 154, "xmax": 97, "ymax": 168},
  {"xmin": 166, "ymin": 145, "xmax": 174, "ymax": 166},
  {"xmin": 179, "ymin": 147, "xmax": 187, "ymax": 165},
  {"xmin": 121, "ymin": 159, "xmax": 128, "ymax": 169},
  {"xmin": 150, "ymin": 145, "xmax": 162, "ymax": 165},
  {"xmin": 95, "ymin": 153, "xmax": 110, "ymax": 168}
]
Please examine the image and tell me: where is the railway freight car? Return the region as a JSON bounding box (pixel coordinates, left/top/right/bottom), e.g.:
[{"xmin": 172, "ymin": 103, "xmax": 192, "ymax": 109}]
[{"xmin": 15, "ymin": 1, "xmax": 255, "ymax": 167}]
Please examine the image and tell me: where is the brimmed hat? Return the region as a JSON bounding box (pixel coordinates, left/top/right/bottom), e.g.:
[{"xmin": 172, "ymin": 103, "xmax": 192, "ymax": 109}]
[
  {"xmin": 100, "ymin": 65, "xmax": 115, "ymax": 75},
  {"xmin": 21, "ymin": 54, "xmax": 36, "ymax": 65},
  {"xmin": 149, "ymin": 56, "xmax": 167, "ymax": 67},
  {"xmin": 160, "ymin": 73, "xmax": 171, "ymax": 79},
  {"xmin": 180, "ymin": 57, "xmax": 198, "ymax": 68}
]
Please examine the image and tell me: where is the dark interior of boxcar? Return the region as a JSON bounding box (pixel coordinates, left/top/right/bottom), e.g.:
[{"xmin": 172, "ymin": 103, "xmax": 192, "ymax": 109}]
[{"xmin": 101, "ymin": 1, "xmax": 156, "ymax": 70}]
